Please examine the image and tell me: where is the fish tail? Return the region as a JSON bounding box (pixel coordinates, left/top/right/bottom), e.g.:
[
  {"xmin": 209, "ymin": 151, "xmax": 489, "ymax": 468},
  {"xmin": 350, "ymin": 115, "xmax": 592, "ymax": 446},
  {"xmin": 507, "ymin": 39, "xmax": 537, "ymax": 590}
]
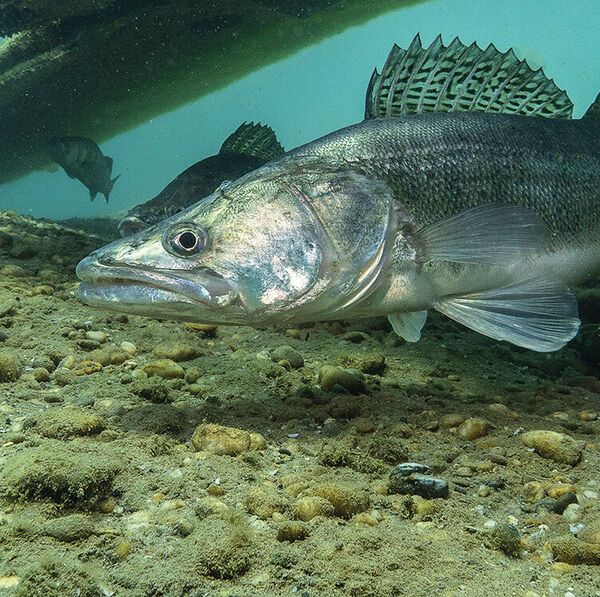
[{"xmin": 103, "ymin": 174, "xmax": 121, "ymax": 203}]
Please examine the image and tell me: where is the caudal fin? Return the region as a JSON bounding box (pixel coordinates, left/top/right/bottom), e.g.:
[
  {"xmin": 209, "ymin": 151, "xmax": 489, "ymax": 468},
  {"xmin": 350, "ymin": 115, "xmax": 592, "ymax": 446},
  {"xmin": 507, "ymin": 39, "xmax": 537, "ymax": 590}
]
[{"xmin": 102, "ymin": 174, "xmax": 121, "ymax": 203}]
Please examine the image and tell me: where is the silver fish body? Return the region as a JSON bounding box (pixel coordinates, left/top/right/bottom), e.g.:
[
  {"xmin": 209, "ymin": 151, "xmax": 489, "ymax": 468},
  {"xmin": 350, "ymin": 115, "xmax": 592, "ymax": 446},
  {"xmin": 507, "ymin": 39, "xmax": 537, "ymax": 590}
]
[{"xmin": 76, "ymin": 36, "xmax": 600, "ymax": 352}]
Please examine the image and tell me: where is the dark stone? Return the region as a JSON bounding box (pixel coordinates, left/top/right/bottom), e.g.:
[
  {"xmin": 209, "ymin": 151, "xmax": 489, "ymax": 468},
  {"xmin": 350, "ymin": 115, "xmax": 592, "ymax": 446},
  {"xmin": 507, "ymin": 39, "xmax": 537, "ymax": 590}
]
[
  {"xmin": 389, "ymin": 465, "xmax": 449, "ymax": 499},
  {"xmin": 553, "ymin": 491, "xmax": 578, "ymax": 515}
]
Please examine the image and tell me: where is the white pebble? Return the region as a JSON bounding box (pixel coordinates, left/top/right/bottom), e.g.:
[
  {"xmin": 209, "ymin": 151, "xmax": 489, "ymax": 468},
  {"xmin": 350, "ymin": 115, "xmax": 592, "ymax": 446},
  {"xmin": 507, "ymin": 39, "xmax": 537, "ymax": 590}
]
[
  {"xmin": 120, "ymin": 341, "xmax": 137, "ymax": 354},
  {"xmin": 562, "ymin": 503, "xmax": 582, "ymax": 523},
  {"xmin": 85, "ymin": 330, "xmax": 107, "ymax": 343}
]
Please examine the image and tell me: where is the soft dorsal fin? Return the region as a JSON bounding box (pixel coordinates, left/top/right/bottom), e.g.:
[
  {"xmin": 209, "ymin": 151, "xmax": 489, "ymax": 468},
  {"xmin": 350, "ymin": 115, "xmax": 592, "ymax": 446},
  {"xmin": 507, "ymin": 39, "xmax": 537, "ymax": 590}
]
[
  {"xmin": 219, "ymin": 122, "xmax": 284, "ymax": 161},
  {"xmin": 365, "ymin": 34, "xmax": 573, "ymax": 120}
]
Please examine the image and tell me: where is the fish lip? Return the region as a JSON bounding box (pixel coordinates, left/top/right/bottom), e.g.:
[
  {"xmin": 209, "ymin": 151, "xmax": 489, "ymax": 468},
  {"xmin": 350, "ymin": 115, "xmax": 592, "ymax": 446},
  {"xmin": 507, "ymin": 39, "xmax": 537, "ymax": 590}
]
[
  {"xmin": 76, "ymin": 254, "xmax": 237, "ymax": 308},
  {"xmin": 117, "ymin": 215, "xmax": 148, "ymax": 237}
]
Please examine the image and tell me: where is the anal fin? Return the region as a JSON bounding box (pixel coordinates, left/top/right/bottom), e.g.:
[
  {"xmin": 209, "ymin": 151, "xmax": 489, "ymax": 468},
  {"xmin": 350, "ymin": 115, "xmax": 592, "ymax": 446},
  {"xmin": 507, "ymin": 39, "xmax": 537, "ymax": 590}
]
[
  {"xmin": 388, "ymin": 311, "xmax": 428, "ymax": 342},
  {"xmin": 433, "ymin": 276, "xmax": 580, "ymax": 352}
]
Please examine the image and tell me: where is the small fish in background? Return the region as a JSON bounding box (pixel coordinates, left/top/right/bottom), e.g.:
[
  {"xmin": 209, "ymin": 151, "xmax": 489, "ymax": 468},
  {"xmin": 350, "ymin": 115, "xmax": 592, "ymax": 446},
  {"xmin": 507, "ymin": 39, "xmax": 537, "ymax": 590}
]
[
  {"xmin": 117, "ymin": 122, "xmax": 284, "ymax": 237},
  {"xmin": 47, "ymin": 136, "xmax": 120, "ymax": 202}
]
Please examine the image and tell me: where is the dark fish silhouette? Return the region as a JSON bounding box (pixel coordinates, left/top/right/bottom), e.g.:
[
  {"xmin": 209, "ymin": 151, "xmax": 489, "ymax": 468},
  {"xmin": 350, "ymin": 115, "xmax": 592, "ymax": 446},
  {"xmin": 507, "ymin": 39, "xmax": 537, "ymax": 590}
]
[
  {"xmin": 78, "ymin": 35, "xmax": 600, "ymax": 352},
  {"xmin": 117, "ymin": 122, "xmax": 284, "ymax": 237},
  {"xmin": 48, "ymin": 136, "xmax": 120, "ymax": 202}
]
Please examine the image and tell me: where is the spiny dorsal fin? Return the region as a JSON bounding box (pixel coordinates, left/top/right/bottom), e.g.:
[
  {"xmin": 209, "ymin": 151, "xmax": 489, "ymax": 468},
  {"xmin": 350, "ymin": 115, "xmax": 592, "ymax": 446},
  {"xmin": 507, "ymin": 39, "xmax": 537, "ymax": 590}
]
[
  {"xmin": 219, "ymin": 122, "xmax": 284, "ymax": 161},
  {"xmin": 365, "ymin": 34, "xmax": 573, "ymax": 119},
  {"xmin": 584, "ymin": 91, "xmax": 600, "ymax": 121}
]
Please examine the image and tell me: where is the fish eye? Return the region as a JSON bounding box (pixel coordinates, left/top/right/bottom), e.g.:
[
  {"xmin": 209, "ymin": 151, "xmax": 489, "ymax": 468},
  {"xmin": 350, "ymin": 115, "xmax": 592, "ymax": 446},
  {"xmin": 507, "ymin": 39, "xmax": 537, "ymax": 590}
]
[{"xmin": 162, "ymin": 222, "xmax": 207, "ymax": 257}]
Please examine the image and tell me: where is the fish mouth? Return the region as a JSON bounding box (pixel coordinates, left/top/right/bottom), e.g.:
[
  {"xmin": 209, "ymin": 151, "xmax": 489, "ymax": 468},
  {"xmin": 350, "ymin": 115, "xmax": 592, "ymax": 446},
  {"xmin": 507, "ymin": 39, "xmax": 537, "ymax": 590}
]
[
  {"xmin": 118, "ymin": 215, "xmax": 148, "ymax": 237},
  {"xmin": 76, "ymin": 254, "xmax": 239, "ymax": 315}
]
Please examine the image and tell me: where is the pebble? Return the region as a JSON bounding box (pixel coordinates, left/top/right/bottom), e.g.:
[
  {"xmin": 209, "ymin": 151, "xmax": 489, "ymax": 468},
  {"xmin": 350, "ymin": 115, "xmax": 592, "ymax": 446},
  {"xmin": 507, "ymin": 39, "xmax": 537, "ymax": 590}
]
[
  {"xmin": 85, "ymin": 330, "xmax": 107, "ymax": 343},
  {"xmin": 553, "ymin": 492, "xmax": 578, "ymax": 515},
  {"xmin": 411, "ymin": 496, "xmax": 437, "ymax": 518},
  {"xmin": 457, "ymin": 418, "xmax": 490, "ymax": 440},
  {"xmin": 521, "ymin": 430, "xmax": 584, "ymax": 465},
  {"xmin": 0, "ymin": 299, "xmax": 18, "ymax": 317},
  {"xmin": 1, "ymin": 264, "xmax": 24, "ymax": 276},
  {"xmin": 244, "ymin": 487, "xmax": 290, "ymax": 519},
  {"xmin": 277, "ymin": 522, "xmax": 309, "ymax": 542},
  {"xmin": 191, "ymin": 423, "xmax": 266, "ymax": 456},
  {"xmin": 0, "ymin": 351, "xmax": 21, "ymax": 382},
  {"xmin": 389, "ymin": 463, "xmax": 449, "ymax": 499},
  {"xmin": 579, "ymin": 409, "xmax": 598, "ymax": 421},
  {"xmin": 547, "ymin": 483, "xmax": 577, "ymax": 499},
  {"xmin": 52, "ymin": 367, "xmax": 75, "ymax": 386},
  {"xmin": 439, "ymin": 413, "xmax": 466, "ymax": 428},
  {"xmin": 318, "ymin": 365, "xmax": 366, "ymax": 394},
  {"xmin": 522, "ymin": 481, "xmax": 546, "ymax": 503},
  {"xmin": 120, "ymin": 341, "xmax": 137, "ymax": 354},
  {"xmin": 26, "ymin": 406, "xmax": 105, "ymax": 438},
  {"xmin": 42, "ymin": 514, "xmax": 94, "ymax": 542},
  {"xmin": 142, "ymin": 359, "xmax": 185, "ymax": 379},
  {"xmin": 307, "ymin": 483, "xmax": 371, "ymax": 518},
  {"xmin": 293, "ymin": 496, "xmax": 334, "ymax": 521},
  {"xmin": 562, "ymin": 503, "xmax": 582, "ymax": 523},
  {"xmin": 152, "ymin": 342, "xmax": 199, "ymax": 362},
  {"xmin": 485, "ymin": 521, "xmax": 522, "ymax": 557},
  {"xmin": 343, "ymin": 331, "xmax": 370, "ymax": 343},
  {"xmin": 270, "ymin": 345, "xmax": 304, "ymax": 369},
  {"xmin": 551, "ymin": 536, "xmax": 600, "ymax": 565}
]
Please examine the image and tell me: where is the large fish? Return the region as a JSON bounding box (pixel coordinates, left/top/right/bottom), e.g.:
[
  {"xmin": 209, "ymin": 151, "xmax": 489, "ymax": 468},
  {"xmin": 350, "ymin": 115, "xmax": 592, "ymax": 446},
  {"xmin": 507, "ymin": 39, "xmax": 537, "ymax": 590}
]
[
  {"xmin": 48, "ymin": 136, "xmax": 120, "ymax": 202},
  {"xmin": 118, "ymin": 122, "xmax": 284, "ymax": 237},
  {"xmin": 76, "ymin": 35, "xmax": 600, "ymax": 352}
]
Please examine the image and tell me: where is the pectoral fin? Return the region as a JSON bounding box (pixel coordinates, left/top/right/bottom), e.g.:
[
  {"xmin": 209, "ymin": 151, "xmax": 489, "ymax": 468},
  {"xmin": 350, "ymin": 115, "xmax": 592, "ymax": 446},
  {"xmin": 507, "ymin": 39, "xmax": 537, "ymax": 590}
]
[
  {"xmin": 412, "ymin": 203, "xmax": 546, "ymax": 265},
  {"xmin": 433, "ymin": 276, "xmax": 580, "ymax": 352},
  {"xmin": 388, "ymin": 311, "xmax": 428, "ymax": 342}
]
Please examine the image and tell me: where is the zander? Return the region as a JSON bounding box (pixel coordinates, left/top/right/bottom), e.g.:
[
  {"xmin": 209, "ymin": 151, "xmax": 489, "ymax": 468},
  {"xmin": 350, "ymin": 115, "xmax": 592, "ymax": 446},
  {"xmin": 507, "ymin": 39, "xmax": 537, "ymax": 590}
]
[{"xmin": 77, "ymin": 35, "xmax": 600, "ymax": 352}]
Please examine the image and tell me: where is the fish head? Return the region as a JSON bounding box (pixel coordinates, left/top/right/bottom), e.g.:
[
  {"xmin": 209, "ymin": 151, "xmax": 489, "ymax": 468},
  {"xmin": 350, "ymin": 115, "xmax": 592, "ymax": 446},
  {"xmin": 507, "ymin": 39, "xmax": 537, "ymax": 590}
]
[{"xmin": 77, "ymin": 160, "xmax": 397, "ymax": 325}]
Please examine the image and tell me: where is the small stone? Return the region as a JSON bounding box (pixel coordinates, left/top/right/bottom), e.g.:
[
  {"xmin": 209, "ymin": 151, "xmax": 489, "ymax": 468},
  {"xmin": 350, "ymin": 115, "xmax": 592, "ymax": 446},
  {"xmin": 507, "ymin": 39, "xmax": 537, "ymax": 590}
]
[
  {"xmin": 356, "ymin": 354, "xmax": 386, "ymax": 375},
  {"xmin": 389, "ymin": 464, "xmax": 449, "ymax": 499},
  {"xmin": 562, "ymin": 503, "xmax": 582, "ymax": 523},
  {"xmin": 551, "ymin": 562, "xmax": 573, "ymax": 573},
  {"xmin": 354, "ymin": 512, "xmax": 379, "ymax": 526},
  {"xmin": 318, "ymin": 365, "xmax": 366, "ymax": 394},
  {"xmin": 0, "ymin": 299, "xmax": 18, "ymax": 317},
  {"xmin": 579, "ymin": 409, "xmax": 598, "ymax": 421},
  {"xmin": 321, "ymin": 417, "xmax": 342, "ymax": 437},
  {"xmin": 439, "ymin": 413, "xmax": 466, "ymax": 428},
  {"xmin": 0, "ymin": 351, "xmax": 21, "ymax": 382},
  {"xmin": 328, "ymin": 321, "xmax": 345, "ymax": 335},
  {"xmin": 521, "ymin": 430, "xmax": 583, "ymax": 465},
  {"xmin": 277, "ymin": 522, "xmax": 309, "ymax": 542},
  {"xmin": 244, "ymin": 487, "xmax": 289, "ymax": 519},
  {"xmin": 185, "ymin": 366, "xmax": 202, "ymax": 383},
  {"xmin": 343, "ymin": 331, "xmax": 370, "ymax": 343},
  {"xmin": 152, "ymin": 342, "xmax": 199, "ymax": 362},
  {"xmin": 522, "ymin": 481, "xmax": 546, "ymax": 503},
  {"xmin": 411, "ymin": 496, "xmax": 437, "ymax": 517},
  {"xmin": 142, "ymin": 359, "xmax": 185, "ymax": 379},
  {"xmin": 43, "ymin": 514, "xmax": 94, "ymax": 542},
  {"xmin": 26, "ymin": 406, "xmax": 105, "ymax": 438},
  {"xmin": 85, "ymin": 330, "xmax": 107, "ymax": 343},
  {"xmin": 478, "ymin": 484, "xmax": 491, "ymax": 497},
  {"xmin": 53, "ymin": 367, "xmax": 75, "ymax": 386},
  {"xmin": 551, "ymin": 536, "xmax": 600, "ymax": 565},
  {"xmin": 1, "ymin": 264, "xmax": 24, "ymax": 276},
  {"xmin": 293, "ymin": 496, "xmax": 334, "ymax": 521},
  {"xmin": 307, "ymin": 483, "xmax": 371, "ymax": 518},
  {"xmin": 392, "ymin": 462, "xmax": 431, "ymax": 476},
  {"xmin": 120, "ymin": 341, "xmax": 137, "ymax": 354},
  {"xmin": 552, "ymin": 492, "xmax": 578, "ymax": 515},
  {"xmin": 485, "ymin": 522, "xmax": 521, "ymax": 557},
  {"xmin": 457, "ymin": 418, "xmax": 490, "ymax": 440},
  {"xmin": 270, "ymin": 345, "xmax": 304, "ymax": 369},
  {"xmin": 31, "ymin": 367, "xmax": 50, "ymax": 382},
  {"xmin": 285, "ymin": 329, "xmax": 301, "ymax": 339},
  {"xmin": 192, "ymin": 423, "xmax": 265, "ymax": 456},
  {"xmin": 547, "ymin": 483, "xmax": 576, "ymax": 499}
]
